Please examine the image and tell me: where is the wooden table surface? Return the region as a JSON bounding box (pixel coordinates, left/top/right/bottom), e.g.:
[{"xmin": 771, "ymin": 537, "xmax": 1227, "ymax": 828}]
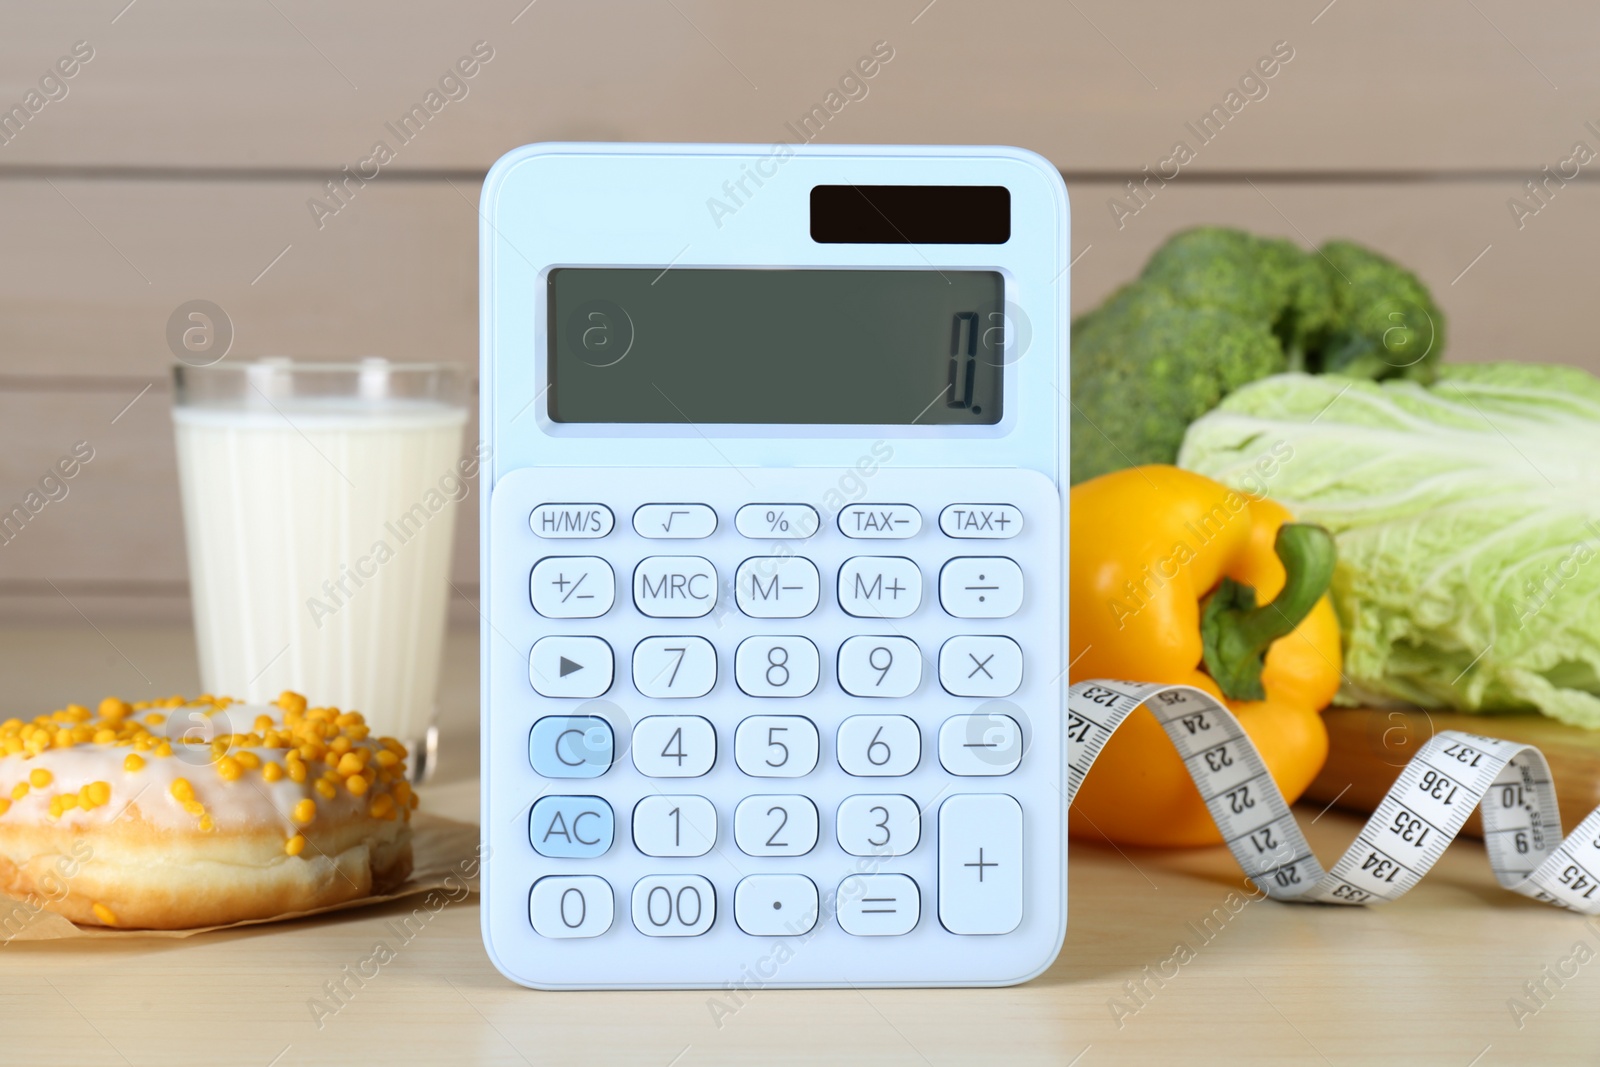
[{"xmin": 3, "ymin": 626, "xmax": 1596, "ymax": 1066}]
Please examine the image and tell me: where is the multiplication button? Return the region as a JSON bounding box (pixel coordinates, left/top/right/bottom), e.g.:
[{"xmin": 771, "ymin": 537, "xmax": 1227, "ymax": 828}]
[
  {"xmin": 938, "ymin": 636, "xmax": 1022, "ymax": 697},
  {"xmin": 837, "ymin": 874, "xmax": 919, "ymax": 936},
  {"xmin": 839, "ymin": 504, "xmax": 920, "ymax": 539}
]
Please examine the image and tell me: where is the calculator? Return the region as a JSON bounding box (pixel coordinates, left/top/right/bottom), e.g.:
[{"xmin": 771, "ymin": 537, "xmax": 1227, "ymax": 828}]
[{"xmin": 479, "ymin": 143, "xmax": 1070, "ymax": 989}]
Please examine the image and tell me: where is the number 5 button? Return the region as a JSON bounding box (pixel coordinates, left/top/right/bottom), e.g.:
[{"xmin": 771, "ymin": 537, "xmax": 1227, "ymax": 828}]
[
  {"xmin": 836, "ymin": 715, "xmax": 920, "ymax": 776},
  {"xmin": 735, "ymin": 716, "xmax": 819, "ymax": 777}
]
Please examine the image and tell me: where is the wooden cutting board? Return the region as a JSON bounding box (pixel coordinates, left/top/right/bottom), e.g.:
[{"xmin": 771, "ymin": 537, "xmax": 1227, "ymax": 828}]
[{"xmin": 1304, "ymin": 707, "xmax": 1600, "ymax": 837}]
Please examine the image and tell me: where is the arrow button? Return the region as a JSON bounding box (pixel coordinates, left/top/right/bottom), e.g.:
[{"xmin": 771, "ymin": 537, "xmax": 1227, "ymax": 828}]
[{"xmin": 530, "ymin": 637, "xmax": 613, "ymax": 698}]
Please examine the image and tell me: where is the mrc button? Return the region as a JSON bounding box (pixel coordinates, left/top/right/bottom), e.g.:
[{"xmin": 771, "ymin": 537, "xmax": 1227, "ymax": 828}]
[
  {"xmin": 634, "ymin": 556, "xmax": 718, "ymax": 618},
  {"xmin": 939, "ymin": 504, "xmax": 1022, "ymax": 538},
  {"xmin": 531, "ymin": 503, "xmax": 614, "ymax": 538}
]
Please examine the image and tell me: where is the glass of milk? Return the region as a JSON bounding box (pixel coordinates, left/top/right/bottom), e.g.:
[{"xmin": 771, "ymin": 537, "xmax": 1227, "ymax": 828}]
[{"xmin": 172, "ymin": 358, "xmax": 471, "ymax": 781}]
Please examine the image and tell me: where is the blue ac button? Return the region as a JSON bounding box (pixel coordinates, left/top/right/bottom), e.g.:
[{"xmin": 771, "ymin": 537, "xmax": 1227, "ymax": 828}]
[{"xmin": 530, "ymin": 796, "xmax": 614, "ymax": 858}]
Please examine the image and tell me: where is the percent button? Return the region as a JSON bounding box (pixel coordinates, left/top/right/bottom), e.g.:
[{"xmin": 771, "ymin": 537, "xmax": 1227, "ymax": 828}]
[{"xmin": 736, "ymin": 504, "xmax": 819, "ymax": 540}]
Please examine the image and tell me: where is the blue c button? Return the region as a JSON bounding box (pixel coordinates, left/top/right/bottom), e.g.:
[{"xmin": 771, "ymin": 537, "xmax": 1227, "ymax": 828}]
[{"xmin": 530, "ymin": 715, "xmax": 614, "ymax": 778}]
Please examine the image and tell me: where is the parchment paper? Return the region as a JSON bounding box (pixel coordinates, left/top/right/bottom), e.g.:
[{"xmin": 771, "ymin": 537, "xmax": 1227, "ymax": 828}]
[{"xmin": 0, "ymin": 811, "xmax": 480, "ymax": 941}]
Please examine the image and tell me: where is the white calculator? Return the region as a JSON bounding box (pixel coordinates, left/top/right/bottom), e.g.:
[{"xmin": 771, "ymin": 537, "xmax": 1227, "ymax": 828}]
[{"xmin": 479, "ymin": 143, "xmax": 1070, "ymax": 989}]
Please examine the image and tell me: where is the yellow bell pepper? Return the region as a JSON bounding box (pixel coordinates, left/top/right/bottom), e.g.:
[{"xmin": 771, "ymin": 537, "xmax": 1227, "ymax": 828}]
[{"xmin": 1068, "ymin": 465, "xmax": 1343, "ymax": 847}]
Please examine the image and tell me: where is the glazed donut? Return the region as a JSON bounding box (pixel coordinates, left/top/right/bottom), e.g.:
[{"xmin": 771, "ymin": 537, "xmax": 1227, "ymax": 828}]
[{"xmin": 0, "ymin": 692, "xmax": 415, "ymax": 930}]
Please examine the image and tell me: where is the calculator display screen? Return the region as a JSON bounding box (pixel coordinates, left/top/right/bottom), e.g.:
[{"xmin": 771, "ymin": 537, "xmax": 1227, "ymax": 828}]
[{"xmin": 547, "ymin": 268, "xmax": 1005, "ymax": 425}]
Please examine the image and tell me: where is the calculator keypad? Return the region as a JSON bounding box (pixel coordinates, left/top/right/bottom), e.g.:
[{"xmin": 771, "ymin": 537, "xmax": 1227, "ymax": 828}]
[{"xmin": 493, "ymin": 467, "xmax": 1063, "ymax": 980}]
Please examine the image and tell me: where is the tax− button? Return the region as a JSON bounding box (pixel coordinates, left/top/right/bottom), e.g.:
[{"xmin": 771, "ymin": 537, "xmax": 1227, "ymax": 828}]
[
  {"xmin": 529, "ymin": 796, "xmax": 614, "ymax": 858},
  {"xmin": 529, "ymin": 715, "xmax": 614, "ymax": 778}
]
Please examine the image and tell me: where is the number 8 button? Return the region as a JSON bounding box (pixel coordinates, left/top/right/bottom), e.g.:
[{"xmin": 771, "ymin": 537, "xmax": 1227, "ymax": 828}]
[
  {"xmin": 735, "ymin": 636, "xmax": 820, "ymax": 697},
  {"xmin": 836, "ymin": 715, "xmax": 920, "ymax": 776}
]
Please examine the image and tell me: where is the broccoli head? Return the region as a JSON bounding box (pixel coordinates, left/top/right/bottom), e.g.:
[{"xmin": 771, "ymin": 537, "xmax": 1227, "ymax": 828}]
[{"xmin": 1070, "ymin": 226, "xmax": 1445, "ymax": 484}]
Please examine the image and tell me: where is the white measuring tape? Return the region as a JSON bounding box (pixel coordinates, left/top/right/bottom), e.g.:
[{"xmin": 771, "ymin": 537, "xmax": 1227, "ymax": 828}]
[{"xmin": 1066, "ymin": 679, "xmax": 1600, "ymax": 913}]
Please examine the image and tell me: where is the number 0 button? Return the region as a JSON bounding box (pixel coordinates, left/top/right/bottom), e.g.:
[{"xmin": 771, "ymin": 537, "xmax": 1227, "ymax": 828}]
[
  {"xmin": 530, "ymin": 875, "xmax": 613, "ymax": 939},
  {"xmin": 632, "ymin": 875, "xmax": 715, "ymax": 937},
  {"xmin": 836, "ymin": 715, "xmax": 920, "ymax": 776},
  {"xmin": 632, "ymin": 716, "xmax": 716, "ymax": 777}
]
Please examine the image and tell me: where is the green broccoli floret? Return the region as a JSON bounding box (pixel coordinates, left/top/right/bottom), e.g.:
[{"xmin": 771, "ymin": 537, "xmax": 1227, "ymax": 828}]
[
  {"xmin": 1069, "ymin": 226, "xmax": 1445, "ymax": 484},
  {"xmin": 1313, "ymin": 240, "xmax": 1444, "ymax": 381}
]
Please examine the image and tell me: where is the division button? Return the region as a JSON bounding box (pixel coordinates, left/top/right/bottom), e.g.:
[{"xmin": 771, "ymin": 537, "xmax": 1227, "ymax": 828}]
[
  {"xmin": 634, "ymin": 503, "xmax": 717, "ymax": 539},
  {"xmin": 530, "ymin": 504, "xmax": 614, "ymax": 539},
  {"xmin": 529, "ymin": 636, "xmax": 614, "ymax": 698},
  {"xmin": 938, "ymin": 557, "xmax": 1023, "ymax": 619},
  {"xmin": 938, "ymin": 504, "xmax": 1023, "ymax": 539},
  {"xmin": 839, "ymin": 504, "xmax": 921, "ymax": 539},
  {"xmin": 938, "ymin": 794, "xmax": 1022, "ymax": 935},
  {"xmin": 530, "ymin": 875, "xmax": 613, "ymax": 938},
  {"xmin": 836, "ymin": 873, "xmax": 919, "ymax": 936},
  {"xmin": 734, "ymin": 874, "xmax": 819, "ymax": 936}
]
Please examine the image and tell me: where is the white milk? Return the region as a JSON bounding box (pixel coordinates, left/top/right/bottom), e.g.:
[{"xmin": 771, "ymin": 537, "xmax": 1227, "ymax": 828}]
[{"xmin": 173, "ymin": 401, "xmax": 468, "ymax": 757}]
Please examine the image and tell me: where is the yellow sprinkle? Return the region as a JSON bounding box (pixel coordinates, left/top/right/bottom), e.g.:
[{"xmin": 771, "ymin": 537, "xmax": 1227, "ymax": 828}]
[
  {"xmin": 99, "ymin": 697, "xmax": 131, "ymax": 721},
  {"xmin": 277, "ymin": 691, "xmax": 308, "ymax": 716},
  {"xmin": 292, "ymin": 798, "xmax": 316, "ymax": 825},
  {"xmin": 374, "ymin": 750, "xmax": 400, "ymax": 770},
  {"xmin": 314, "ymin": 778, "xmax": 337, "ymax": 800},
  {"xmin": 234, "ymin": 751, "xmax": 261, "ymax": 771},
  {"xmin": 170, "ymin": 778, "xmax": 195, "ymax": 804},
  {"xmin": 345, "ymin": 774, "xmax": 369, "ymax": 796},
  {"xmin": 0, "ymin": 798, "xmax": 9, "ymax": 817},
  {"xmin": 124, "ymin": 753, "xmax": 145, "ymax": 773},
  {"xmin": 287, "ymin": 761, "xmax": 308, "ymax": 784},
  {"xmin": 335, "ymin": 752, "xmax": 365, "ymax": 777},
  {"xmin": 93, "ymin": 728, "xmax": 116, "ymax": 744},
  {"xmin": 199, "ymin": 813, "xmax": 214, "ymax": 832},
  {"xmin": 11, "ymin": 783, "xmax": 27, "ymax": 801},
  {"xmin": 56, "ymin": 793, "xmax": 78, "ymax": 815},
  {"xmin": 83, "ymin": 781, "xmax": 111, "ymax": 807},
  {"xmin": 285, "ymin": 834, "xmax": 306, "ymax": 856},
  {"xmin": 154, "ymin": 741, "xmax": 173, "ymax": 758},
  {"xmin": 261, "ymin": 761, "xmax": 284, "ymax": 783},
  {"xmin": 369, "ymin": 794, "xmax": 396, "ymax": 819},
  {"xmin": 91, "ymin": 903, "xmax": 118, "ymax": 926},
  {"xmin": 145, "ymin": 713, "xmax": 166, "ymax": 725},
  {"xmin": 216, "ymin": 756, "xmax": 243, "ymax": 782},
  {"xmin": 183, "ymin": 799, "xmax": 205, "ymax": 817},
  {"xmin": 28, "ymin": 768, "xmax": 52, "ymax": 789}
]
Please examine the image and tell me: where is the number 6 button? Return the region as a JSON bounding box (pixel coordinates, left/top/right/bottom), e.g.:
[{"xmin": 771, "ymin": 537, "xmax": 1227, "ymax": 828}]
[
  {"xmin": 836, "ymin": 715, "xmax": 920, "ymax": 776},
  {"xmin": 734, "ymin": 716, "xmax": 819, "ymax": 777}
]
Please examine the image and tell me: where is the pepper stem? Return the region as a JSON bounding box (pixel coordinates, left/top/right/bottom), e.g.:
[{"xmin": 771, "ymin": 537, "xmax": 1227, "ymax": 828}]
[{"xmin": 1200, "ymin": 523, "xmax": 1337, "ymax": 702}]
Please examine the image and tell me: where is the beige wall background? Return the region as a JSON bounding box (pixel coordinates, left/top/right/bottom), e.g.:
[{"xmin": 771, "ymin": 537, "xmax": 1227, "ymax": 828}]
[{"xmin": 2, "ymin": 0, "xmax": 1595, "ymax": 624}]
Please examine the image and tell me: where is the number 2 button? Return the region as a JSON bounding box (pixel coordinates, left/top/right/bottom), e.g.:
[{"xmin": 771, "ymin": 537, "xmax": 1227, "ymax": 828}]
[
  {"xmin": 632, "ymin": 716, "xmax": 716, "ymax": 777},
  {"xmin": 735, "ymin": 795, "xmax": 819, "ymax": 856}
]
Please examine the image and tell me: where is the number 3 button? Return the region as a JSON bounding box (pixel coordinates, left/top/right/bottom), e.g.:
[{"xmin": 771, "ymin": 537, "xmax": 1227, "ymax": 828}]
[
  {"xmin": 735, "ymin": 716, "xmax": 819, "ymax": 777},
  {"xmin": 836, "ymin": 794, "xmax": 920, "ymax": 857},
  {"xmin": 836, "ymin": 715, "xmax": 920, "ymax": 776}
]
